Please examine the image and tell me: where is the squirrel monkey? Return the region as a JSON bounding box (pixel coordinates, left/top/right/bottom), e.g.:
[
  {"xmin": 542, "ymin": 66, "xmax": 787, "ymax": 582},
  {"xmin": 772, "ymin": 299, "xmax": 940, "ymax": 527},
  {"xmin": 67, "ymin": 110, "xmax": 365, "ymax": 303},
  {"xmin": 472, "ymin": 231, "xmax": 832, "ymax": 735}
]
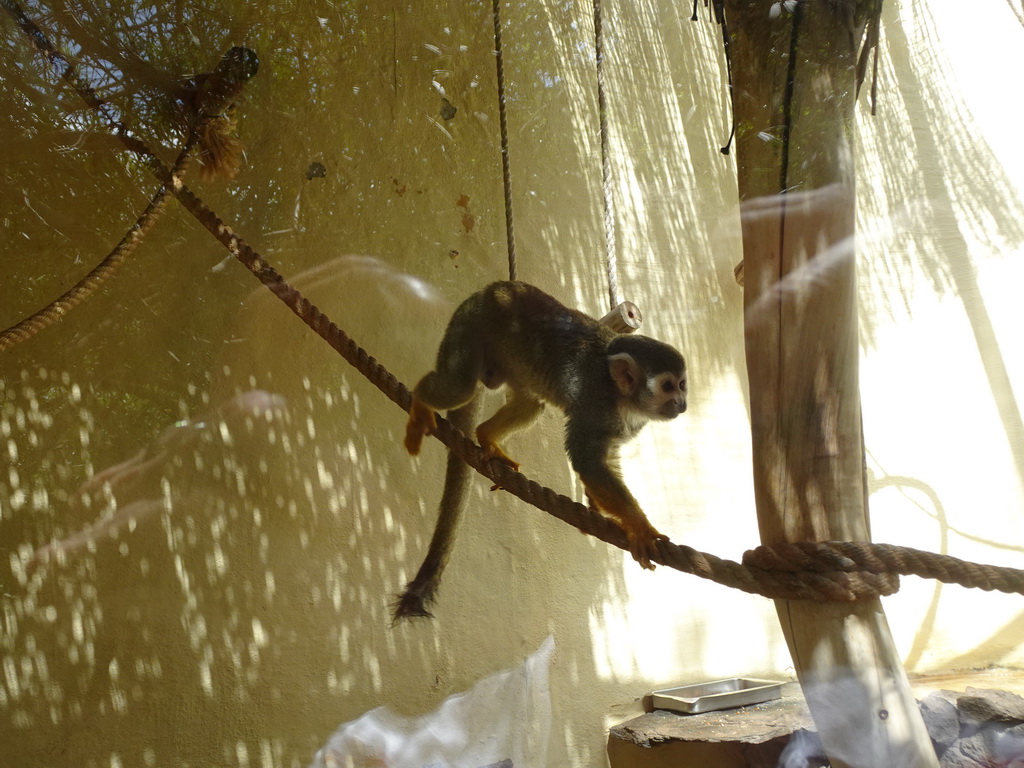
[{"xmin": 397, "ymin": 281, "xmax": 686, "ymax": 619}]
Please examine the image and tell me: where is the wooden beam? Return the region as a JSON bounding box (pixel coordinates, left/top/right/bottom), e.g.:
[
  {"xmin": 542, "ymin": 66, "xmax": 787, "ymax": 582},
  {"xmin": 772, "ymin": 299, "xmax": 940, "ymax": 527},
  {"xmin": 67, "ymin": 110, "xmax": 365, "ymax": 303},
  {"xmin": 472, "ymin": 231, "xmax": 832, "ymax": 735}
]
[{"xmin": 725, "ymin": 1, "xmax": 939, "ymax": 765}]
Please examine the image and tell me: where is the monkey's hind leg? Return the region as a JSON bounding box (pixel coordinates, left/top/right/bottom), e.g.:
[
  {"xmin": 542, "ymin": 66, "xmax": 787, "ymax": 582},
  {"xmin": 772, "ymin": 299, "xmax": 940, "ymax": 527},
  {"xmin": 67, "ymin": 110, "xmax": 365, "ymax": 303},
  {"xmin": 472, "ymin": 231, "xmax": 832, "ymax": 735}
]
[
  {"xmin": 404, "ymin": 342, "xmax": 482, "ymax": 455},
  {"xmin": 475, "ymin": 390, "xmax": 544, "ymax": 471}
]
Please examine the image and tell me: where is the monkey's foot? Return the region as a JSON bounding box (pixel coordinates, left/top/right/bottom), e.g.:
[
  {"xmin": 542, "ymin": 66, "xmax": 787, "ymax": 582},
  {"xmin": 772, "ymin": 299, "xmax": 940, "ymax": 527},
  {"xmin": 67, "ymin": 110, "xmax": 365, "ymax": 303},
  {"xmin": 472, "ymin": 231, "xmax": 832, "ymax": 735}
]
[
  {"xmin": 479, "ymin": 442, "xmax": 519, "ymax": 472},
  {"xmin": 404, "ymin": 399, "xmax": 437, "ymax": 455},
  {"xmin": 479, "ymin": 440, "xmax": 519, "ymax": 492}
]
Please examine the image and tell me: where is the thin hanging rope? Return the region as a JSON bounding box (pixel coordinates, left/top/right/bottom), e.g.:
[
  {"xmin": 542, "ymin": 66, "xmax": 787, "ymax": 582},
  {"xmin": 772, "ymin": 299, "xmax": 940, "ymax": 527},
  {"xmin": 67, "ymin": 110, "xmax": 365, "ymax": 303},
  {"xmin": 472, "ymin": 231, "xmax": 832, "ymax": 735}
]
[
  {"xmin": 854, "ymin": 4, "xmax": 883, "ymax": 116},
  {"xmin": 491, "ymin": 0, "xmax": 517, "ymax": 282},
  {"xmin": 593, "ymin": 0, "xmax": 620, "ymax": 310},
  {"xmin": 704, "ymin": 0, "xmax": 736, "ymax": 155}
]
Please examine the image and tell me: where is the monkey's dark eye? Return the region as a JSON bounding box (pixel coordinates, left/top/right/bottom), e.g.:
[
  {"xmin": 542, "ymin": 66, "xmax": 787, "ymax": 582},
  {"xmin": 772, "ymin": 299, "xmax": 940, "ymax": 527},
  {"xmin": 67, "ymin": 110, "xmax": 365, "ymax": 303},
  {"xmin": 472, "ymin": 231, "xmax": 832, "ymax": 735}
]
[{"xmin": 661, "ymin": 380, "xmax": 676, "ymax": 394}]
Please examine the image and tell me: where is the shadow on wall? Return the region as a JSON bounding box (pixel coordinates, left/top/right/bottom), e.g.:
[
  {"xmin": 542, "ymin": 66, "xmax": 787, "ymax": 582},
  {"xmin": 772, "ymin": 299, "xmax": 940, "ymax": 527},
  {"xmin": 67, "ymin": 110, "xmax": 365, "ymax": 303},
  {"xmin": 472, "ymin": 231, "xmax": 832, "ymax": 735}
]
[
  {"xmin": 1, "ymin": 254, "xmax": 656, "ymax": 766},
  {"xmin": 1, "ymin": 257, "xmax": 460, "ymax": 765}
]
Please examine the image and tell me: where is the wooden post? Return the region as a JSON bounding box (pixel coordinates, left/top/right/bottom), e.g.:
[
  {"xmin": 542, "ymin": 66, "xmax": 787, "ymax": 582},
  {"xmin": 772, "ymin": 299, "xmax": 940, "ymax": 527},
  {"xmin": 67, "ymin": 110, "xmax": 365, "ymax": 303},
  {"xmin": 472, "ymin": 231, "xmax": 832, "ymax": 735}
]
[{"xmin": 726, "ymin": 1, "xmax": 939, "ymax": 766}]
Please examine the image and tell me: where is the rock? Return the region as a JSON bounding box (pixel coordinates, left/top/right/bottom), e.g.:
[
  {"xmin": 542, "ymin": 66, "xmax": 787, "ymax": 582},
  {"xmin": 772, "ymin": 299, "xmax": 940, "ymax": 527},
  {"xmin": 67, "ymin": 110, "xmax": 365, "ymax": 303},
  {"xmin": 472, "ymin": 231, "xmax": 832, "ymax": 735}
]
[
  {"xmin": 990, "ymin": 723, "xmax": 1024, "ymax": 765},
  {"xmin": 958, "ymin": 688, "xmax": 1024, "ymax": 725},
  {"xmin": 941, "ymin": 728, "xmax": 994, "ymax": 768},
  {"xmin": 940, "ymin": 723, "xmax": 1024, "ymax": 768},
  {"xmin": 920, "ymin": 691, "xmax": 961, "ymax": 755}
]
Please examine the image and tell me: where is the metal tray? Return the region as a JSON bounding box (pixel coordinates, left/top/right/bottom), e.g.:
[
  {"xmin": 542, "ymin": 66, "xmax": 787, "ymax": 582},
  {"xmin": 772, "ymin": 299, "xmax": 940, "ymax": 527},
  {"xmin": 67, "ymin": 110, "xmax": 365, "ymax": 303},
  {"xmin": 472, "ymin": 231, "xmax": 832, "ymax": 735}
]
[{"xmin": 651, "ymin": 678, "xmax": 784, "ymax": 715}]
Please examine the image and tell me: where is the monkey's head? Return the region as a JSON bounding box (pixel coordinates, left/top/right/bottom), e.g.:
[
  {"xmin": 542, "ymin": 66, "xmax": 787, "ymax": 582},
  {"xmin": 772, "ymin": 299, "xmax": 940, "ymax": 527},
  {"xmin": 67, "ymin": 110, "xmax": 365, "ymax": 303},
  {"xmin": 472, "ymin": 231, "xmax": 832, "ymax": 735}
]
[{"xmin": 607, "ymin": 335, "xmax": 687, "ymax": 421}]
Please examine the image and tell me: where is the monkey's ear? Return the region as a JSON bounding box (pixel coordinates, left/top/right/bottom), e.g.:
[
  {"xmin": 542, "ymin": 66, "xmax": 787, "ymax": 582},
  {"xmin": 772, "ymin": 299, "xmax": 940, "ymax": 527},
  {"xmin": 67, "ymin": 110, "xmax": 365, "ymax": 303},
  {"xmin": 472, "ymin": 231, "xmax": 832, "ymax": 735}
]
[{"xmin": 608, "ymin": 353, "xmax": 641, "ymax": 397}]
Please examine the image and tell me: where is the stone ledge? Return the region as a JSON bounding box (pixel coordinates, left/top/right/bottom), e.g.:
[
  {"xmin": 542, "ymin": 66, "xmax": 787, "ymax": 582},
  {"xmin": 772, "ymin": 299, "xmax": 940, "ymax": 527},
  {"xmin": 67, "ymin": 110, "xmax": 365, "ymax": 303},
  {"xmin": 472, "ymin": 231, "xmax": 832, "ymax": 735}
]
[
  {"xmin": 608, "ymin": 683, "xmax": 818, "ymax": 768},
  {"xmin": 608, "ymin": 672, "xmax": 1024, "ymax": 768}
]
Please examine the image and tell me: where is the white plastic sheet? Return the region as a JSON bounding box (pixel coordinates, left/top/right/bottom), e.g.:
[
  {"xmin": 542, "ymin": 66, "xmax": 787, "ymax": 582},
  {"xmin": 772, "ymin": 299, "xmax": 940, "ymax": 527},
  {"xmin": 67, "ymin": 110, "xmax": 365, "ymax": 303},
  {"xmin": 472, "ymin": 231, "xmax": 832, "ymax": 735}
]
[{"xmin": 311, "ymin": 636, "xmax": 554, "ymax": 768}]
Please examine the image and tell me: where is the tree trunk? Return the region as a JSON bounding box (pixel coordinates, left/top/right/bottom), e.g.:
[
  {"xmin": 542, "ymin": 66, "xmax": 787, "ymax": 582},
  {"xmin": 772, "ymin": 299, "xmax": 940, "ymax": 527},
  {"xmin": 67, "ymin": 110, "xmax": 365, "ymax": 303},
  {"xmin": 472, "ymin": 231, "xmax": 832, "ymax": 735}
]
[{"xmin": 726, "ymin": 1, "xmax": 938, "ymax": 765}]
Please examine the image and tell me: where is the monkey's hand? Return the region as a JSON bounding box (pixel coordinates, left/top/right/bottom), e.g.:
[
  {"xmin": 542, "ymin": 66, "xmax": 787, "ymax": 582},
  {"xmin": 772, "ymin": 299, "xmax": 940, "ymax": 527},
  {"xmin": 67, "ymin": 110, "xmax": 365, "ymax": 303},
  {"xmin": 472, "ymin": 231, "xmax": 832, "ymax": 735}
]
[
  {"xmin": 622, "ymin": 520, "xmax": 669, "ymax": 571},
  {"xmin": 404, "ymin": 398, "xmax": 438, "ymax": 455},
  {"xmin": 582, "ymin": 480, "xmax": 667, "ymax": 570}
]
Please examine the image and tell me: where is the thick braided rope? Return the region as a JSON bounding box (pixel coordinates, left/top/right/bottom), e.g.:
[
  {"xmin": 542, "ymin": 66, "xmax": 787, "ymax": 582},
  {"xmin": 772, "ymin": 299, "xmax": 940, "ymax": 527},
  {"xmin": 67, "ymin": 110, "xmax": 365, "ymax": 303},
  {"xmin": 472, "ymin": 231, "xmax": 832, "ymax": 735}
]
[
  {"xmin": 162, "ymin": 179, "xmax": 1024, "ymax": 604},
  {"xmin": 9, "ymin": 0, "xmax": 1023, "ymax": 604},
  {"xmin": 153, "ymin": 179, "xmax": 909, "ymax": 603},
  {"xmin": 746, "ymin": 541, "xmax": 1024, "ymax": 596}
]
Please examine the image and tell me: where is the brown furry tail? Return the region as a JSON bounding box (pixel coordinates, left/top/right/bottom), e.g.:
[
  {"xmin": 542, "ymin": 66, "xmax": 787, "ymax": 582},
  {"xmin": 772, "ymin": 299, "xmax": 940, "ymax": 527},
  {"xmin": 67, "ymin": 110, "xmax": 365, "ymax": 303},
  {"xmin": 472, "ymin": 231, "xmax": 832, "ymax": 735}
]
[{"xmin": 392, "ymin": 401, "xmax": 478, "ymax": 622}]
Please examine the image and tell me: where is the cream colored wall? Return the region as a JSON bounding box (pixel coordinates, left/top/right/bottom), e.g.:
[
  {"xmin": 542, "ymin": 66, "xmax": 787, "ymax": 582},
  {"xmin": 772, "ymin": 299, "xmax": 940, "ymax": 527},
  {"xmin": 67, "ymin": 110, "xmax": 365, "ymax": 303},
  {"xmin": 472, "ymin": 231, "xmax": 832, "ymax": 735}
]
[{"xmin": 0, "ymin": 0, "xmax": 1022, "ymax": 767}]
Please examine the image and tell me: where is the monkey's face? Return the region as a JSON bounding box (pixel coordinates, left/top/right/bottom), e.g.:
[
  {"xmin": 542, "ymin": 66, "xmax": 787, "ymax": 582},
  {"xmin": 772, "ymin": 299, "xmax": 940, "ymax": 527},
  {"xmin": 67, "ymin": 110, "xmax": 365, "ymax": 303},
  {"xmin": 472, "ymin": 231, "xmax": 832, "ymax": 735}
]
[
  {"xmin": 609, "ymin": 350, "xmax": 687, "ymax": 422},
  {"xmin": 647, "ymin": 371, "xmax": 687, "ymax": 420}
]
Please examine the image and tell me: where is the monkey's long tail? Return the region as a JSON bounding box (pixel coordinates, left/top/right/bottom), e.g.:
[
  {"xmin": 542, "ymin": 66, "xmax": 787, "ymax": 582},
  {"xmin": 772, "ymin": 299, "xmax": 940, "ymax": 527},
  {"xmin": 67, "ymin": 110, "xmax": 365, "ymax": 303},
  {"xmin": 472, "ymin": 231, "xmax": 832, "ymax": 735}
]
[{"xmin": 393, "ymin": 400, "xmax": 479, "ymax": 621}]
